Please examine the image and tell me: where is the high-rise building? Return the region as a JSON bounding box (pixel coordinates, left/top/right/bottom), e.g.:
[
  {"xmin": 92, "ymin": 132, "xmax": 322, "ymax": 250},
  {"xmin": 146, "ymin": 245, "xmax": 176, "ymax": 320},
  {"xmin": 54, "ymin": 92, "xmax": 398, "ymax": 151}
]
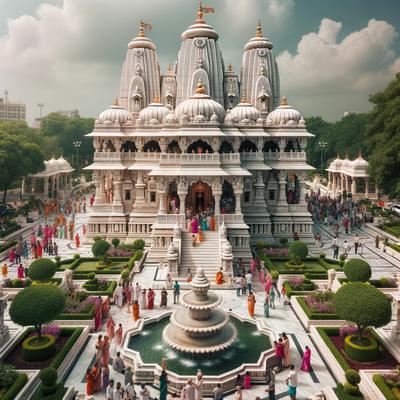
[{"xmin": 0, "ymin": 90, "xmax": 26, "ymax": 121}]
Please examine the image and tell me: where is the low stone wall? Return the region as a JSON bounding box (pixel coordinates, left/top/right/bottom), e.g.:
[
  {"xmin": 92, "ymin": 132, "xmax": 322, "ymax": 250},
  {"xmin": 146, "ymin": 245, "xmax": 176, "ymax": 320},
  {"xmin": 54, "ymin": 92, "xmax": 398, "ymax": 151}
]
[
  {"xmin": 322, "ymin": 386, "xmax": 339, "ymax": 400},
  {"xmin": 359, "ymin": 370, "xmax": 390, "ymax": 400},
  {"xmin": 14, "ymin": 370, "xmax": 40, "ymax": 400}
]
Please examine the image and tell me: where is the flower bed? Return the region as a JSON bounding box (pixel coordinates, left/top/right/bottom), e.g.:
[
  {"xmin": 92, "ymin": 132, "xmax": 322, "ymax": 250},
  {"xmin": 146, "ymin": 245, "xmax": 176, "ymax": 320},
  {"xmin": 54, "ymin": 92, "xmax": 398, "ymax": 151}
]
[
  {"xmin": 372, "ymin": 372, "xmax": 399, "ymax": 400},
  {"xmin": 316, "ymin": 327, "xmax": 398, "ymax": 372},
  {"xmin": 82, "ymin": 279, "xmax": 117, "ymax": 297},
  {"xmin": 58, "ymin": 293, "xmax": 96, "ymax": 320},
  {"xmin": 3, "ymin": 327, "xmax": 83, "ymax": 370},
  {"xmin": 297, "ymin": 292, "xmax": 339, "ymax": 320},
  {"xmin": 283, "ymin": 277, "xmax": 316, "ymax": 297}
]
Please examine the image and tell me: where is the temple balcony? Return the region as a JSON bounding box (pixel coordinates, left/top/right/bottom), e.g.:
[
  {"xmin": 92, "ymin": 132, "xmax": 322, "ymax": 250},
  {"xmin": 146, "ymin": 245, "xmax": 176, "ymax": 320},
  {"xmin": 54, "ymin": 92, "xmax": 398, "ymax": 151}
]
[{"xmin": 263, "ymin": 151, "xmax": 307, "ymax": 161}]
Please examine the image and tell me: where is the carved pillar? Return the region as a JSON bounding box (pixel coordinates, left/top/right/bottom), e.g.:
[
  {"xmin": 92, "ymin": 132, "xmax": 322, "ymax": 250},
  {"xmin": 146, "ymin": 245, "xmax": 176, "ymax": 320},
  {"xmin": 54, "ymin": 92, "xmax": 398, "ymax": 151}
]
[
  {"xmin": 133, "ymin": 173, "xmax": 146, "ymax": 210},
  {"xmin": 299, "ymin": 172, "xmax": 307, "ymax": 206},
  {"xmin": 159, "ymin": 137, "xmax": 168, "ymax": 153},
  {"xmin": 177, "ymin": 178, "xmax": 188, "ymax": 215},
  {"xmin": 44, "ymin": 177, "xmax": 49, "ymax": 197},
  {"xmin": 213, "ymin": 190, "xmax": 221, "ymax": 215},
  {"xmin": 254, "ymin": 171, "xmax": 266, "ymax": 207},
  {"xmin": 365, "ymin": 177, "xmax": 369, "ymax": 197},
  {"xmin": 157, "ymin": 178, "xmax": 166, "ymax": 214},
  {"xmin": 233, "ymin": 178, "xmax": 243, "ymax": 215},
  {"xmin": 277, "ymin": 171, "xmax": 288, "ymax": 206},
  {"xmin": 351, "ymin": 178, "xmax": 356, "ymax": 195},
  {"xmin": 233, "ymin": 137, "xmax": 241, "ymax": 153}
]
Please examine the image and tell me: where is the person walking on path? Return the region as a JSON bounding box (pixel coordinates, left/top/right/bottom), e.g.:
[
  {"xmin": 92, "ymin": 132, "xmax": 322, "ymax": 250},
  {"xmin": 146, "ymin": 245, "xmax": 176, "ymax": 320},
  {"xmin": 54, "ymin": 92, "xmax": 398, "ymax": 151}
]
[
  {"xmin": 285, "ymin": 365, "xmax": 298, "ymax": 400},
  {"xmin": 354, "ymin": 234, "xmax": 359, "ymax": 254},
  {"xmin": 247, "ymin": 291, "xmax": 256, "ymax": 317},
  {"xmin": 265, "ymin": 367, "xmax": 276, "ymax": 400},
  {"xmin": 174, "ymin": 281, "xmax": 181, "ymax": 304},
  {"xmin": 245, "ymin": 270, "xmax": 253, "ymax": 293},
  {"xmin": 300, "ymin": 345, "xmax": 312, "ymax": 372},
  {"xmin": 269, "ymin": 288, "xmax": 275, "ymax": 309}
]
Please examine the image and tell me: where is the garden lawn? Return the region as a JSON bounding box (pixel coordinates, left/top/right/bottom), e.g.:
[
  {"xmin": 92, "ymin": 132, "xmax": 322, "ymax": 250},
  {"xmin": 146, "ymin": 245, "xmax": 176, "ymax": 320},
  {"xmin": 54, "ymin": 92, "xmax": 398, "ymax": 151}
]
[
  {"xmin": 317, "ymin": 327, "xmax": 398, "ymax": 372},
  {"xmin": 383, "ymin": 224, "xmax": 400, "ymax": 238},
  {"xmin": 74, "ymin": 261, "xmax": 126, "ymax": 273},
  {"xmin": 272, "ymin": 260, "xmax": 326, "ymax": 274}
]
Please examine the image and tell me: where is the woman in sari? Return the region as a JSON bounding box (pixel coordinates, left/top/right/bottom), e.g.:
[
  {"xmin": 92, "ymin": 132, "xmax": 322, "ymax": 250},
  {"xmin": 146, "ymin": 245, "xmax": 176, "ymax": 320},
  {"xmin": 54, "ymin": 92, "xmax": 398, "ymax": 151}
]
[
  {"xmin": 86, "ymin": 368, "xmax": 94, "ymax": 395},
  {"xmin": 259, "ymin": 268, "xmax": 265, "ymax": 285},
  {"xmin": 8, "ymin": 248, "xmax": 15, "ymax": 264},
  {"xmin": 92, "ymin": 362, "xmax": 102, "ymax": 392},
  {"xmin": 201, "ymin": 217, "xmax": 208, "ymax": 231},
  {"xmin": 17, "ymin": 264, "xmax": 24, "ymax": 279},
  {"xmin": 106, "ymin": 316, "xmax": 115, "ymax": 340},
  {"xmin": 147, "ymin": 288, "xmax": 155, "ymax": 310},
  {"xmin": 264, "ymin": 294, "xmax": 270, "ymax": 317},
  {"xmin": 215, "ymin": 268, "xmax": 224, "ymax": 285},
  {"xmin": 94, "ymin": 297, "xmax": 102, "ymax": 331},
  {"xmin": 209, "ymin": 215, "xmax": 215, "ymax": 231},
  {"xmin": 301, "ymin": 345, "xmax": 311, "ymax": 372},
  {"xmin": 160, "ymin": 288, "xmax": 168, "ymax": 308},
  {"xmin": 95, "ymin": 335, "xmax": 103, "ymax": 362},
  {"xmin": 140, "ymin": 289, "xmax": 147, "ymax": 310},
  {"xmin": 102, "ymin": 336, "xmax": 110, "ymax": 367},
  {"xmin": 132, "ymin": 300, "xmax": 140, "ymax": 321},
  {"xmin": 282, "ymin": 332, "xmax": 291, "ymax": 367},
  {"xmin": 115, "ymin": 323, "xmax": 123, "ymax": 347},
  {"xmin": 264, "ymin": 273, "xmax": 272, "ymax": 293},
  {"xmin": 247, "ymin": 292, "xmax": 256, "ymax": 317},
  {"xmin": 249, "ymin": 258, "xmax": 256, "ymax": 275},
  {"xmin": 75, "ymin": 233, "xmax": 80, "ymax": 248}
]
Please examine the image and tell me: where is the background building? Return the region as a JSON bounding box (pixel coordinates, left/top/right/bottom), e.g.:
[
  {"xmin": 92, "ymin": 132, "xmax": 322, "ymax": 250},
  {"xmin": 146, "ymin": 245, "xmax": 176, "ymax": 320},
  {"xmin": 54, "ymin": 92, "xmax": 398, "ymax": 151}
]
[{"xmin": 0, "ymin": 90, "xmax": 26, "ymax": 121}]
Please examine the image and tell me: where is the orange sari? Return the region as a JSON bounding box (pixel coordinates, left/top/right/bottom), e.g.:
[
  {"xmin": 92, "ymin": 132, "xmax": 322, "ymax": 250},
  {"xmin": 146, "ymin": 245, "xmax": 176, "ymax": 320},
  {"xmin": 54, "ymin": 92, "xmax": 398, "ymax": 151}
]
[
  {"xmin": 133, "ymin": 303, "xmax": 140, "ymax": 321},
  {"xmin": 216, "ymin": 271, "xmax": 224, "ymax": 284},
  {"xmin": 198, "ymin": 230, "xmax": 203, "ymax": 242},
  {"xmin": 86, "ymin": 371, "xmax": 94, "ymax": 395},
  {"xmin": 247, "ymin": 294, "xmax": 256, "ymax": 317},
  {"xmin": 210, "ymin": 216, "xmax": 215, "ymax": 231}
]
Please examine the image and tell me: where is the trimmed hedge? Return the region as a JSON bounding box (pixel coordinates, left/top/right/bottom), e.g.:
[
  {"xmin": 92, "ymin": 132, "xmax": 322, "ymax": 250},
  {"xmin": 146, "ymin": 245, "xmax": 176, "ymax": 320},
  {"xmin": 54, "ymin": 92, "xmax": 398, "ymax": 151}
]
[
  {"xmin": 304, "ymin": 272, "xmax": 328, "ymax": 280},
  {"xmin": 58, "ymin": 305, "xmax": 95, "ymax": 321},
  {"xmin": 127, "ymin": 250, "xmax": 144, "ymax": 271},
  {"xmin": 316, "ymin": 327, "xmax": 351, "ymax": 371},
  {"xmin": 344, "ymin": 335, "xmax": 379, "ymax": 362},
  {"xmin": 28, "ymin": 259, "xmax": 57, "ymax": 282},
  {"xmin": 49, "ymin": 327, "xmax": 83, "ymax": 370},
  {"xmin": 334, "ymin": 383, "xmax": 364, "ymax": 400},
  {"xmin": 32, "ymin": 383, "xmax": 67, "ymax": 400},
  {"xmin": 283, "ymin": 280, "xmax": 316, "ymax": 298},
  {"xmin": 344, "ymin": 259, "xmax": 372, "ymax": 282},
  {"xmin": 0, "ymin": 240, "xmax": 17, "ymax": 254},
  {"xmin": 1, "ymin": 372, "xmax": 28, "ymax": 400},
  {"xmin": 388, "ymin": 243, "xmax": 400, "ymax": 254},
  {"xmin": 297, "ymin": 296, "xmax": 339, "ymax": 320},
  {"xmin": 22, "ymin": 334, "xmax": 56, "ymax": 362},
  {"xmin": 372, "ymin": 374, "xmax": 397, "ymax": 400},
  {"xmin": 82, "ymin": 280, "xmax": 117, "ymax": 297}
]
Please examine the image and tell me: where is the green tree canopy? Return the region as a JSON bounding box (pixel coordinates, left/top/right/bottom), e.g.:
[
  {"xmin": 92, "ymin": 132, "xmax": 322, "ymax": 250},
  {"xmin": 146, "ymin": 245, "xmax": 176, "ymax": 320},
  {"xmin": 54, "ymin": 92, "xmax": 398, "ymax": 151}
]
[
  {"xmin": 0, "ymin": 132, "xmax": 45, "ymax": 203},
  {"xmin": 28, "ymin": 259, "xmax": 57, "ymax": 282},
  {"xmin": 334, "ymin": 282, "xmax": 391, "ymax": 340},
  {"xmin": 367, "ymin": 74, "xmax": 400, "ymax": 199},
  {"xmin": 343, "ymin": 259, "xmax": 372, "ymax": 282},
  {"xmin": 288, "ymin": 240, "xmax": 308, "ymax": 263},
  {"xmin": 9, "ymin": 285, "xmax": 66, "ymax": 339},
  {"xmin": 92, "ymin": 239, "xmax": 110, "ymax": 257}
]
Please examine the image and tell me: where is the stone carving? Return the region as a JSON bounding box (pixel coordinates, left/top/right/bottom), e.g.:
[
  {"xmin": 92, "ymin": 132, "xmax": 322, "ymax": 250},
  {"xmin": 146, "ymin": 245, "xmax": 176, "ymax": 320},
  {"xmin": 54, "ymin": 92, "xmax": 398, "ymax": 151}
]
[
  {"xmin": 327, "ymin": 269, "xmax": 336, "ymax": 291},
  {"xmin": 219, "ymin": 223, "xmax": 227, "ymax": 240},
  {"xmin": 60, "ymin": 269, "xmax": 74, "ymax": 294},
  {"xmin": 173, "ymin": 222, "xmax": 181, "ymax": 239}
]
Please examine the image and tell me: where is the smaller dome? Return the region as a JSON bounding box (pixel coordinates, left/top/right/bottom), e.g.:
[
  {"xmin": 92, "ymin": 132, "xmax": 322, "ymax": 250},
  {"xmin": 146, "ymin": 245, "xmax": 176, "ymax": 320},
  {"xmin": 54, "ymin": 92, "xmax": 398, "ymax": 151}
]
[
  {"xmin": 45, "ymin": 158, "xmax": 58, "ymax": 173},
  {"xmin": 175, "ymin": 83, "xmax": 225, "ymax": 123},
  {"xmin": 97, "ymin": 99, "xmax": 132, "ymax": 125},
  {"xmin": 163, "ymin": 112, "xmax": 179, "ymax": 125},
  {"xmin": 266, "ymin": 97, "xmax": 302, "ymax": 127},
  {"xmin": 244, "ymin": 22, "xmax": 273, "ymax": 51},
  {"xmin": 353, "ymin": 153, "xmax": 368, "ymax": 168},
  {"xmin": 55, "ymin": 156, "xmax": 73, "ymax": 171},
  {"xmin": 230, "ymin": 100, "xmax": 261, "ymax": 124},
  {"xmin": 224, "ymin": 111, "xmax": 237, "ymax": 125},
  {"xmin": 210, "ymin": 113, "xmax": 219, "ymax": 123},
  {"xmin": 139, "ymin": 99, "xmax": 170, "ymax": 125}
]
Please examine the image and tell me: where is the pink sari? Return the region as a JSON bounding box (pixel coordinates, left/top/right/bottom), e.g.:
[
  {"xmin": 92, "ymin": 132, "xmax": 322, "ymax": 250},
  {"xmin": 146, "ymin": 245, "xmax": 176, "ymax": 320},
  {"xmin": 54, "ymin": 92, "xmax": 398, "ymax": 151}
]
[
  {"xmin": 301, "ymin": 347, "xmax": 311, "ymax": 372},
  {"xmin": 94, "ymin": 298, "xmax": 102, "ymax": 331},
  {"xmin": 191, "ymin": 219, "xmax": 199, "ymax": 234},
  {"xmin": 264, "ymin": 275, "xmax": 272, "ymax": 293},
  {"xmin": 259, "ymin": 269, "xmax": 265, "ymax": 285},
  {"xmin": 250, "ymin": 259, "xmax": 256, "ymax": 275}
]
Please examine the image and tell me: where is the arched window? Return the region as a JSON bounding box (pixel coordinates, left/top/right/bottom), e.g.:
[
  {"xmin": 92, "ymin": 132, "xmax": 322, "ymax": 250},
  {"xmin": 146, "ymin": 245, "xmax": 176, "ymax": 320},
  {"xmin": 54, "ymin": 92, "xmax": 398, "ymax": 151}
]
[
  {"xmin": 239, "ymin": 140, "xmax": 258, "ymax": 153},
  {"xmin": 263, "ymin": 140, "xmax": 279, "ymax": 152},
  {"xmin": 220, "ymin": 181, "xmax": 236, "ymax": 214},
  {"xmin": 286, "ymin": 173, "xmax": 300, "ymax": 204},
  {"xmin": 143, "ymin": 140, "xmax": 161, "ymax": 152},
  {"xmin": 132, "ymin": 96, "xmax": 142, "ymax": 112},
  {"xmin": 259, "ymin": 95, "xmax": 269, "ymax": 112},
  {"xmin": 187, "ymin": 140, "xmax": 213, "ymax": 154},
  {"xmin": 219, "ymin": 141, "xmax": 234, "ymax": 154},
  {"xmin": 167, "ymin": 140, "xmax": 182, "ymax": 154},
  {"xmin": 284, "ymin": 140, "xmax": 295, "ymax": 152},
  {"xmin": 122, "ymin": 141, "xmax": 137, "ymax": 152}
]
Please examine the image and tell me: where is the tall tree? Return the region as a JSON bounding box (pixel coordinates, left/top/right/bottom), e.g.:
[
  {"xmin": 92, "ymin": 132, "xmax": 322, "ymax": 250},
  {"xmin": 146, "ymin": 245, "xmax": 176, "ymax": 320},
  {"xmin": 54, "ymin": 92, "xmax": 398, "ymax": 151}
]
[
  {"xmin": 0, "ymin": 133, "xmax": 45, "ymax": 203},
  {"xmin": 367, "ymin": 73, "xmax": 400, "ymax": 199}
]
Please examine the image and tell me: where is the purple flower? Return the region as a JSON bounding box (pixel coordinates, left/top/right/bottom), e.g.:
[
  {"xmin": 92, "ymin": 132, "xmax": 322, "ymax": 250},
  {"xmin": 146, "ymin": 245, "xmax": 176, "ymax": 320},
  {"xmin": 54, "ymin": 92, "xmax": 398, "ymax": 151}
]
[
  {"xmin": 339, "ymin": 325, "xmax": 358, "ymax": 337},
  {"xmin": 289, "ymin": 277, "xmax": 304, "ymax": 289},
  {"xmin": 41, "ymin": 324, "xmax": 61, "ymax": 338}
]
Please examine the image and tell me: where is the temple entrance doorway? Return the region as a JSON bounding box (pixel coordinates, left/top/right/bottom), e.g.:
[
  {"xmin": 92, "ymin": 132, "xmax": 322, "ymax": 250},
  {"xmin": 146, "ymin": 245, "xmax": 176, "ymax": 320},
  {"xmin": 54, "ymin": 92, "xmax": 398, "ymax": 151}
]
[
  {"xmin": 168, "ymin": 181, "xmax": 180, "ymax": 214},
  {"xmin": 185, "ymin": 181, "xmax": 214, "ymax": 213}
]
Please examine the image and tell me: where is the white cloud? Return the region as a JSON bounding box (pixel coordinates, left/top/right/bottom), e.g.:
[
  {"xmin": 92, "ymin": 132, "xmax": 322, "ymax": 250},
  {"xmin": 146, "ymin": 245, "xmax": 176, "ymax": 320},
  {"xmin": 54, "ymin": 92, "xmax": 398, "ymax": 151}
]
[
  {"xmin": 277, "ymin": 18, "xmax": 400, "ymax": 117},
  {"xmin": 267, "ymin": 0, "xmax": 294, "ymax": 20}
]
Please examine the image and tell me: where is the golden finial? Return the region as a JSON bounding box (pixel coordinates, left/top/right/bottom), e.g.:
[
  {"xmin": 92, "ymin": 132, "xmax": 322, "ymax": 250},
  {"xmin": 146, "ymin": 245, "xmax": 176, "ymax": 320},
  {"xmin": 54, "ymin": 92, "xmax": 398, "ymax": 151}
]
[
  {"xmin": 152, "ymin": 96, "xmax": 160, "ymax": 103},
  {"xmin": 112, "ymin": 97, "xmax": 120, "ymax": 106},
  {"xmin": 195, "ymin": 82, "xmax": 205, "ymax": 94},
  {"xmin": 138, "ymin": 20, "xmax": 152, "ymax": 37},
  {"xmin": 256, "ymin": 21, "xmax": 263, "ymax": 38},
  {"xmin": 196, "ymin": 2, "xmax": 204, "ymax": 23},
  {"xmin": 241, "ymin": 94, "xmax": 247, "ymax": 103},
  {"xmin": 280, "ymin": 96, "xmax": 288, "ymax": 106},
  {"xmin": 228, "ymin": 62, "xmax": 233, "ymax": 73}
]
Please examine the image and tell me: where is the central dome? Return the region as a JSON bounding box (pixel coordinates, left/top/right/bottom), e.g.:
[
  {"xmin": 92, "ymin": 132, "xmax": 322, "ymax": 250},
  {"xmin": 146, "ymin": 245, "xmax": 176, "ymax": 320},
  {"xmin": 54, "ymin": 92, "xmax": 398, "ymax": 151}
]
[
  {"xmin": 139, "ymin": 100, "xmax": 170, "ymax": 125},
  {"xmin": 175, "ymin": 83, "xmax": 225, "ymax": 123},
  {"xmin": 230, "ymin": 100, "xmax": 261, "ymax": 124}
]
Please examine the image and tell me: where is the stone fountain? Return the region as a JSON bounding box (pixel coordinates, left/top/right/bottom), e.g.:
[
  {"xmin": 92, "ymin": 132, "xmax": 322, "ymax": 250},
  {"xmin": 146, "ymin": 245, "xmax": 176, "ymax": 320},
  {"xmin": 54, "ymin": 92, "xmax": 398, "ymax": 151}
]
[{"xmin": 163, "ymin": 267, "xmax": 237, "ymax": 354}]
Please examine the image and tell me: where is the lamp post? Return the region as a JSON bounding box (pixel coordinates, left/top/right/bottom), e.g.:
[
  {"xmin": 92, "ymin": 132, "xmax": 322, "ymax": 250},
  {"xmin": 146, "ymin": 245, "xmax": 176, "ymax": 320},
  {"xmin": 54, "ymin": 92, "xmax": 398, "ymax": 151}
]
[
  {"xmin": 318, "ymin": 141, "xmax": 327, "ymax": 177},
  {"xmin": 72, "ymin": 141, "xmax": 82, "ymax": 173},
  {"xmin": 37, "ymin": 103, "xmax": 44, "ymax": 118}
]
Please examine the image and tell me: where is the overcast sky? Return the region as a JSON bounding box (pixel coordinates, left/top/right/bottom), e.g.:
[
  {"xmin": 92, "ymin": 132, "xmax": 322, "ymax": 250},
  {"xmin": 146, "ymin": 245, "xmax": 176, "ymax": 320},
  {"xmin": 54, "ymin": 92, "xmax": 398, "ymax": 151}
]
[{"xmin": 0, "ymin": 0, "xmax": 399, "ymax": 123}]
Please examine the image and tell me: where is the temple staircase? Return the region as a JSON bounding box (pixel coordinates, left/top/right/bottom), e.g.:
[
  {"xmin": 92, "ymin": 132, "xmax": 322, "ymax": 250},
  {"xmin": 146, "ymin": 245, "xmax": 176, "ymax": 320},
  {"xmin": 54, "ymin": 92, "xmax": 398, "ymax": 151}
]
[{"xmin": 179, "ymin": 230, "xmax": 221, "ymax": 281}]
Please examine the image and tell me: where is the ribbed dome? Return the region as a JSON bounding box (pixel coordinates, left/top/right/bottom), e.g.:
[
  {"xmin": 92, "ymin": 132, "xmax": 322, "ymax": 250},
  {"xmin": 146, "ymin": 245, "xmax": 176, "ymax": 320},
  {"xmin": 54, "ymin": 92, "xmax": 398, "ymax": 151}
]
[
  {"xmin": 175, "ymin": 83, "xmax": 225, "ymax": 123},
  {"xmin": 97, "ymin": 99, "xmax": 132, "ymax": 125},
  {"xmin": 230, "ymin": 101, "xmax": 261, "ymax": 124},
  {"xmin": 266, "ymin": 97, "xmax": 302, "ymax": 127},
  {"xmin": 55, "ymin": 156, "xmax": 73, "ymax": 171},
  {"xmin": 163, "ymin": 112, "xmax": 179, "ymax": 125},
  {"xmin": 139, "ymin": 101, "xmax": 170, "ymax": 125},
  {"xmin": 353, "ymin": 154, "xmax": 368, "ymax": 168},
  {"xmin": 244, "ymin": 22, "xmax": 273, "ymax": 51},
  {"xmin": 45, "ymin": 158, "xmax": 58, "ymax": 173}
]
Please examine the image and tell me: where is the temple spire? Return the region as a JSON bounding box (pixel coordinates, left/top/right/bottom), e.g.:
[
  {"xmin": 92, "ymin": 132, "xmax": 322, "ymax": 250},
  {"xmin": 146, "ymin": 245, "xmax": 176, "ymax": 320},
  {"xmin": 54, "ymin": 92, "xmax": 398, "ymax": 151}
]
[{"xmin": 256, "ymin": 21, "xmax": 263, "ymax": 38}]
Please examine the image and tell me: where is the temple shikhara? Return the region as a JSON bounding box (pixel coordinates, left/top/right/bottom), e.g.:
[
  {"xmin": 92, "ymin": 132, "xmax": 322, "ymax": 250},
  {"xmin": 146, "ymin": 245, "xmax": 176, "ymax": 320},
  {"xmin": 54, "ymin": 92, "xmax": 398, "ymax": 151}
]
[{"xmin": 85, "ymin": 6, "xmax": 315, "ymax": 272}]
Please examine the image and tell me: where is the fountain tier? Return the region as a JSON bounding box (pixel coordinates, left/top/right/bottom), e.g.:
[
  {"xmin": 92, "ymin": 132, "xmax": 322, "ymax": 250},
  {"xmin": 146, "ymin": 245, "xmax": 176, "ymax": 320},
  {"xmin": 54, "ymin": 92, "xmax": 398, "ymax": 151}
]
[{"xmin": 163, "ymin": 268, "xmax": 237, "ymax": 354}]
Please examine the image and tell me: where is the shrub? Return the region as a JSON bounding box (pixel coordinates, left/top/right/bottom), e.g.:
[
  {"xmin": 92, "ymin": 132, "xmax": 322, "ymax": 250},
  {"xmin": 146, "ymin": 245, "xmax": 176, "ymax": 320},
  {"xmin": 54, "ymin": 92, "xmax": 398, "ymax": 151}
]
[
  {"xmin": 345, "ymin": 369, "xmax": 361, "ymax": 386},
  {"xmin": 112, "ymin": 238, "xmax": 120, "ymax": 248},
  {"xmin": 343, "ymin": 382, "xmax": 360, "ymax": 396},
  {"xmin": 40, "ymin": 367, "xmax": 57, "ymax": 387},
  {"xmin": 9, "ymin": 285, "xmax": 66, "ymax": 339},
  {"xmin": 22, "ymin": 334, "xmax": 57, "ymax": 362},
  {"xmin": 339, "ymin": 254, "xmax": 346, "ymax": 261},
  {"xmin": 11, "ymin": 279, "xmax": 23, "ymax": 288},
  {"xmin": 1, "ymin": 373, "xmax": 28, "ymax": 400},
  {"xmin": 279, "ymin": 237, "xmax": 289, "ymax": 246},
  {"xmin": 288, "ymin": 241, "xmax": 308, "ymax": 265},
  {"xmin": 73, "ymin": 254, "xmax": 80, "ymax": 260},
  {"xmin": 28, "ymin": 259, "xmax": 57, "ymax": 282},
  {"xmin": 0, "ymin": 363, "xmax": 18, "ymax": 389},
  {"xmin": 344, "ymin": 334, "xmax": 379, "ymax": 362},
  {"xmin": 92, "ymin": 240, "xmax": 110, "ymax": 257},
  {"xmin": 319, "ymin": 252, "xmax": 326, "ymax": 259},
  {"xmin": 93, "ymin": 236, "xmax": 102, "ymax": 242},
  {"xmin": 344, "ymin": 259, "xmax": 372, "ymax": 282},
  {"xmin": 256, "ymin": 241, "xmax": 265, "ymax": 250},
  {"xmin": 133, "ymin": 239, "xmax": 145, "ymax": 250},
  {"xmin": 88, "ymin": 272, "xmax": 95, "ymax": 280},
  {"xmin": 334, "ymin": 282, "xmax": 392, "ymax": 341},
  {"xmin": 373, "ymin": 374, "xmax": 397, "ymax": 400}
]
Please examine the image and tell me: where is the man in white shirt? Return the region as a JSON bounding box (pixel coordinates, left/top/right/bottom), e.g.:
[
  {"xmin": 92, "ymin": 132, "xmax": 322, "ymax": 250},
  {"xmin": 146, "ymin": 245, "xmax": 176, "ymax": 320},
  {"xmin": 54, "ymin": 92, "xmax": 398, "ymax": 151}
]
[
  {"xmin": 285, "ymin": 365, "xmax": 298, "ymax": 400},
  {"xmin": 106, "ymin": 380, "xmax": 114, "ymax": 400},
  {"xmin": 245, "ymin": 271, "xmax": 253, "ymax": 292}
]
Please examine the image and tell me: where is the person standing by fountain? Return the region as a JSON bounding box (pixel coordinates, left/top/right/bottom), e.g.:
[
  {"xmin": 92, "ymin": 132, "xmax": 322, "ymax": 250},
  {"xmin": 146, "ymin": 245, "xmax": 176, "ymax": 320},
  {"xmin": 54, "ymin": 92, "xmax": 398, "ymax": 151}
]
[
  {"xmin": 173, "ymin": 281, "xmax": 180, "ymax": 304},
  {"xmin": 134, "ymin": 282, "xmax": 141, "ymax": 302},
  {"xmin": 194, "ymin": 370, "xmax": 203, "ymax": 400},
  {"xmin": 233, "ymin": 386, "xmax": 242, "ymax": 400},
  {"xmin": 245, "ymin": 270, "xmax": 253, "ymax": 293},
  {"xmin": 160, "ymin": 370, "xmax": 168, "ymax": 400},
  {"xmin": 213, "ymin": 383, "xmax": 223, "ymax": 400},
  {"xmin": 183, "ymin": 379, "xmax": 195, "ymax": 400},
  {"xmin": 285, "ymin": 365, "xmax": 298, "ymax": 400},
  {"xmin": 115, "ymin": 324, "xmax": 123, "ymax": 348},
  {"xmin": 114, "ymin": 283, "xmax": 124, "ymax": 308},
  {"xmin": 140, "ymin": 288, "xmax": 147, "ymax": 310},
  {"xmin": 216, "ymin": 268, "xmax": 224, "ymax": 285},
  {"xmin": 247, "ymin": 291, "xmax": 256, "ymax": 317},
  {"xmin": 300, "ymin": 345, "xmax": 311, "ymax": 372},
  {"xmin": 282, "ymin": 332, "xmax": 291, "ymax": 368},
  {"xmin": 160, "ymin": 287, "xmax": 168, "ymax": 308},
  {"xmin": 106, "ymin": 316, "xmax": 115, "ymax": 341},
  {"xmin": 133, "ymin": 300, "xmax": 140, "ymax": 321},
  {"xmin": 147, "ymin": 288, "xmax": 155, "ymax": 310},
  {"xmin": 264, "ymin": 294, "xmax": 270, "ymax": 317},
  {"xmin": 269, "ymin": 288, "xmax": 276, "ymax": 309}
]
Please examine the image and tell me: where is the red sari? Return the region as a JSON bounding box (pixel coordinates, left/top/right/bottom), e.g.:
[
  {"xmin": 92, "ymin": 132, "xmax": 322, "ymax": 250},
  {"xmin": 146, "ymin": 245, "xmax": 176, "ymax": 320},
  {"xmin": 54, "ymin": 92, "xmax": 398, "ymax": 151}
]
[
  {"xmin": 147, "ymin": 289, "xmax": 155, "ymax": 310},
  {"xmin": 86, "ymin": 371, "xmax": 94, "ymax": 395},
  {"xmin": 92, "ymin": 364, "xmax": 102, "ymax": 392},
  {"xmin": 115, "ymin": 326, "xmax": 123, "ymax": 346},
  {"xmin": 102, "ymin": 338, "xmax": 110, "ymax": 367},
  {"xmin": 106, "ymin": 317, "xmax": 115, "ymax": 340}
]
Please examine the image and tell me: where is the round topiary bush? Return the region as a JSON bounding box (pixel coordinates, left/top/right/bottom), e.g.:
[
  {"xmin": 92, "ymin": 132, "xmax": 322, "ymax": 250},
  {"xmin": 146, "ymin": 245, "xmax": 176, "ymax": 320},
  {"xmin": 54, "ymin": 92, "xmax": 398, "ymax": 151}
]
[
  {"xmin": 40, "ymin": 367, "xmax": 57, "ymax": 387},
  {"xmin": 343, "ymin": 382, "xmax": 361, "ymax": 396},
  {"xmin": 22, "ymin": 334, "xmax": 56, "ymax": 362},
  {"xmin": 112, "ymin": 238, "xmax": 120, "ymax": 248},
  {"xmin": 344, "ymin": 259, "xmax": 372, "ymax": 282},
  {"xmin": 92, "ymin": 240, "xmax": 110, "ymax": 257},
  {"xmin": 344, "ymin": 335, "xmax": 379, "ymax": 362},
  {"xmin": 345, "ymin": 369, "xmax": 361, "ymax": 386},
  {"xmin": 9, "ymin": 285, "xmax": 66, "ymax": 340},
  {"xmin": 133, "ymin": 239, "xmax": 145, "ymax": 250},
  {"xmin": 334, "ymin": 282, "xmax": 391, "ymax": 348},
  {"xmin": 288, "ymin": 241, "xmax": 308, "ymax": 265},
  {"xmin": 28, "ymin": 259, "xmax": 57, "ymax": 282}
]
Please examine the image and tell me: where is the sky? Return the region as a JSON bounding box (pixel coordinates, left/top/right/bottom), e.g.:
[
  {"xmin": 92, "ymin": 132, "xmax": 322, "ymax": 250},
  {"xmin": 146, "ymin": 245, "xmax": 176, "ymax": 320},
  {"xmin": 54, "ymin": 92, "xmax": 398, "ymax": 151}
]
[{"xmin": 0, "ymin": 0, "xmax": 399, "ymax": 123}]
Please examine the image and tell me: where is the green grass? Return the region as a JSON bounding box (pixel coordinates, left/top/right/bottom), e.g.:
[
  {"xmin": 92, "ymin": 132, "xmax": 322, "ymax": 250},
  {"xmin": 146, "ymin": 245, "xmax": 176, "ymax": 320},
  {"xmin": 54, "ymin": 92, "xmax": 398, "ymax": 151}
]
[
  {"xmin": 271, "ymin": 260, "xmax": 326, "ymax": 274},
  {"xmin": 382, "ymin": 224, "xmax": 400, "ymax": 238},
  {"xmin": 334, "ymin": 383, "xmax": 364, "ymax": 400},
  {"xmin": 372, "ymin": 374, "xmax": 397, "ymax": 400},
  {"xmin": 74, "ymin": 261, "xmax": 125, "ymax": 273}
]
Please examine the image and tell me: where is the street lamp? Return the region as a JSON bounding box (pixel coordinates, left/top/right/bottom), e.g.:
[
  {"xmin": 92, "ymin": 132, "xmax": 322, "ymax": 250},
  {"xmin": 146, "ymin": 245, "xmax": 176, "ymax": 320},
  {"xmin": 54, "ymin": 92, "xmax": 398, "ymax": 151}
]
[
  {"xmin": 73, "ymin": 141, "xmax": 82, "ymax": 173},
  {"xmin": 37, "ymin": 103, "xmax": 44, "ymax": 118},
  {"xmin": 318, "ymin": 141, "xmax": 327, "ymax": 177}
]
